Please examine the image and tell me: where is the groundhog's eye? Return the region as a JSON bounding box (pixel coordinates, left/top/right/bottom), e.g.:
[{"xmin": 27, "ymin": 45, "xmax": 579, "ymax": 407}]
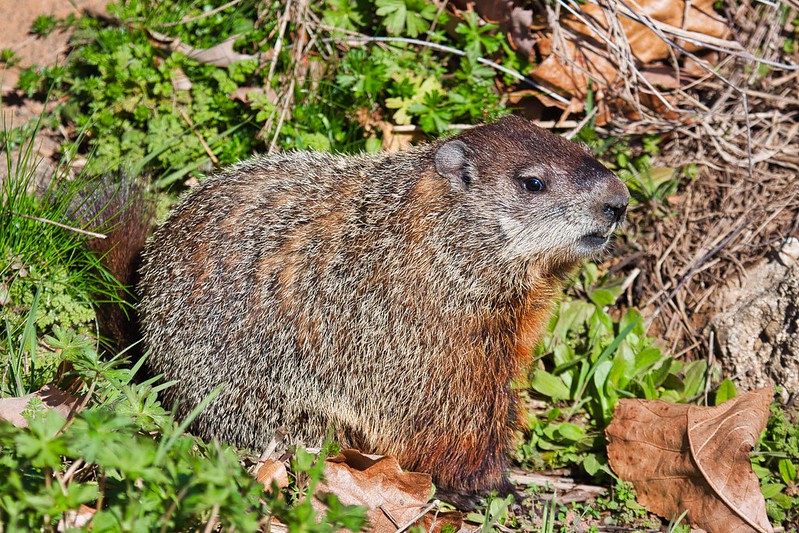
[{"xmin": 521, "ymin": 177, "xmax": 545, "ymax": 193}]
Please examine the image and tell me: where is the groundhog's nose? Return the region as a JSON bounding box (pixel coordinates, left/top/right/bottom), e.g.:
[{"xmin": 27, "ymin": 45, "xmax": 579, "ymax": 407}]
[{"xmin": 602, "ymin": 191, "xmax": 629, "ymax": 224}]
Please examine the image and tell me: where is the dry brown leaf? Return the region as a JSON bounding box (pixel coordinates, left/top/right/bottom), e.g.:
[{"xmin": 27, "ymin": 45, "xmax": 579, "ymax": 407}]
[
  {"xmin": 529, "ymin": 0, "xmax": 732, "ymax": 110},
  {"xmin": 0, "ymin": 384, "xmax": 83, "ymax": 428},
  {"xmin": 56, "ymin": 504, "xmax": 96, "ymax": 531},
  {"xmin": 606, "ymin": 387, "xmax": 774, "ymax": 533},
  {"xmin": 314, "ymin": 449, "xmax": 462, "ymax": 533},
  {"xmin": 378, "ymin": 123, "xmax": 421, "ymax": 153},
  {"xmin": 572, "ymin": 0, "xmax": 730, "ymax": 64},
  {"xmin": 468, "ymin": 0, "xmax": 537, "ymax": 58},
  {"xmin": 255, "ymin": 458, "xmax": 289, "ymax": 492},
  {"xmin": 148, "ymin": 31, "xmax": 257, "ymax": 67},
  {"xmin": 688, "ymin": 388, "xmax": 774, "ymax": 532},
  {"xmin": 640, "ymin": 66, "xmax": 682, "ymax": 90},
  {"xmin": 531, "ymin": 36, "xmax": 618, "ymax": 111},
  {"xmin": 228, "ymin": 86, "xmax": 278, "ymax": 105},
  {"xmin": 170, "ymin": 66, "xmax": 192, "ymax": 92},
  {"xmin": 351, "ymin": 108, "xmax": 419, "ymax": 153}
]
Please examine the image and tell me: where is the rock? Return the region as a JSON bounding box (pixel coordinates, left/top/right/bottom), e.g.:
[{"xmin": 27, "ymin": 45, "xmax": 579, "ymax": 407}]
[{"xmin": 710, "ymin": 238, "xmax": 799, "ymax": 401}]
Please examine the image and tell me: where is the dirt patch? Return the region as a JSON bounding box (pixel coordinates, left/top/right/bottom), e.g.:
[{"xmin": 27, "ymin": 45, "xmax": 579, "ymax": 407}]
[
  {"xmin": 0, "ymin": 0, "xmax": 111, "ymax": 188},
  {"xmin": 710, "ymin": 239, "xmax": 799, "ymax": 400},
  {"xmin": 0, "ymin": 0, "xmax": 111, "ymax": 92}
]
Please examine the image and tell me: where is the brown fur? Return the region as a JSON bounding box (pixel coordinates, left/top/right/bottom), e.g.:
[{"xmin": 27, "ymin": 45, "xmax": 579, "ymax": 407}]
[{"xmin": 138, "ymin": 115, "xmax": 629, "ymax": 507}]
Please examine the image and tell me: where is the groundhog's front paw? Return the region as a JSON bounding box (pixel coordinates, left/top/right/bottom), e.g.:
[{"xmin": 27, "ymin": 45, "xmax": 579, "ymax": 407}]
[
  {"xmin": 435, "ymin": 477, "xmax": 521, "ymax": 510},
  {"xmin": 433, "ymin": 488, "xmax": 485, "ymax": 510},
  {"xmin": 496, "ymin": 479, "xmax": 522, "ymax": 503}
]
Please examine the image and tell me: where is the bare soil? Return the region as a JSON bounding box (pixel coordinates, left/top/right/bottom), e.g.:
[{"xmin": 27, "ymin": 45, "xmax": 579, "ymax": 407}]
[
  {"xmin": 0, "ymin": 0, "xmax": 111, "ymax": 187},
  {"xmin": 0, "ymin": 0, "xmax": 110, "ymax": 92}
]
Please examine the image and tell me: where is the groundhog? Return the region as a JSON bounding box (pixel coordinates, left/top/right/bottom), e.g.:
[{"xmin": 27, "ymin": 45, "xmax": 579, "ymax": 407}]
[{"xmin": 137, "ymin": 114, "xmax": 629, "ymax": 506}]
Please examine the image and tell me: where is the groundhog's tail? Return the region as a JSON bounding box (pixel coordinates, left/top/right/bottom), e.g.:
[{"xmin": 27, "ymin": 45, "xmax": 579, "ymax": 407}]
[{"xmin": 70, "ymin": 175, "xmax": 155, "ymax": 349}]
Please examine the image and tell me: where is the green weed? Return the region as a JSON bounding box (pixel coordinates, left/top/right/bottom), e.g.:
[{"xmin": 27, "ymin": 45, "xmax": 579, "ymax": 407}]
[
  {"xmin": 31, "ymin": 15, "xmax": 58, "ymax": 37},
  {"xmin": 465, "ymin": 494, "xmax": 515, "ymax": 533},
  {"xmin": 0, "ymin": 48, "xmax": 19, "ymax": 66},
  {"xmin": 752, "ymin": 396, "xmax": 799, "ymax": 525},
  {"xmin": 0, "ymin": 319, "xmax": 368, "ymax": 530}
]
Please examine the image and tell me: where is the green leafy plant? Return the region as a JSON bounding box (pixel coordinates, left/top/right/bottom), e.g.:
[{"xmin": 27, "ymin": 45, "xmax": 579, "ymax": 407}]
[
  {"xmin": 2, "ymin": 291, "xmax": 368, "ymax": 531},
  {"xmin": 375, "ymin": 0, "xmax": 438, "ymax": 37},
  {"xmin": 465, "ymin": 494, "xmax": 515, "ymax": 533},
  {"xmin": 455, "ymin": 11, "xmax": 501, "ymax": 56},
  {"xmin": 752, "ymin": 397, "xmax": 799, "ymax": 525},
  {"xmin": 0, "ymin": 315, "xmax": 269, "ymax": 530},
  {"xmin": 591, "ymin": 480, "xmax": 660, "ymax": 529},
  {"xmin": 23, "ymin": 0, "xmax": 514, "ymax": 186},
  {"xmin": 0, "ymin": 48, "xmax": 20, "ymax": 66},
  {"xmin": 31, "ymin": 15, "xmax": 58, "ymax": 37}
]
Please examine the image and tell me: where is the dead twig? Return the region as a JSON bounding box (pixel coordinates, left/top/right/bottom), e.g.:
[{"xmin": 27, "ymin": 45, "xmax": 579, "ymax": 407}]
[
  {"xmin": 179, "ymin": 108, "xmax": 219, "ymax": 165},
  {"xmin": 11, "ymin": 212, "xmax": 106, "ymax": 239},
  {"xmin": 395, "ymin": 500, "xmax": 439, "ymax": 533},
  {"xmin": 647, "ymin": 217, "xmax": 750, "ymax": 326}
]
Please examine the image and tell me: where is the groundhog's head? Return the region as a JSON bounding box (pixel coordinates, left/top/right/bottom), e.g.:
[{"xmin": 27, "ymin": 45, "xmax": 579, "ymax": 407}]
[{"xmin": 434, "ymin": 114, "xmax": 630, "ymax": 265}]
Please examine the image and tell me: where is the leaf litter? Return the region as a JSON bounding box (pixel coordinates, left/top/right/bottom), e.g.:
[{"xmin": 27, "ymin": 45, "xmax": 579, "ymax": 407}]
[
  {"xmin": 310, "ymin": 449, "xmax": 462, "ymax": 533},
  {"xmin": 3, "ymin": 0, "xmax": 797, "ymax": 529}
]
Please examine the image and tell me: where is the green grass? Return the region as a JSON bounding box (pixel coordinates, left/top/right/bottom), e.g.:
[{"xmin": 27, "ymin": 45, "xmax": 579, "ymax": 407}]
[
  {"xmin": 1, "ymin": 325, "xmax": 274, "ymax": 531},
  {"xmin": 1, "ymin": 117, "xmax": 126, "ymax": 395}
]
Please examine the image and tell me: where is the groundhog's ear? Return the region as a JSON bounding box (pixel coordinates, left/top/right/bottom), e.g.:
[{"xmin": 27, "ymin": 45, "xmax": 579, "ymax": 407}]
[{"xmin": 435, "ymin": 140, "xmax": 471, "ymax": 190}]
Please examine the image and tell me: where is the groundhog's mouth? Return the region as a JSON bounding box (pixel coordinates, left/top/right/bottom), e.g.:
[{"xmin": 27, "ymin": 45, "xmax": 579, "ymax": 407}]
[{"xmin": 580, "ymin": 232, "xmax": 610, "ymax": 249}]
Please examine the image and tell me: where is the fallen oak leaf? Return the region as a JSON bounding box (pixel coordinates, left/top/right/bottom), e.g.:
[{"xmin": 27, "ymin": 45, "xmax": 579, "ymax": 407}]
[
  {"xmin": 688, "ymin": 387, "xmax": 774, "ymax": 533},
  {"xmin": 606, "ymin": 387, "xmax": 774, "ymax": 533},
  {"xmin": 0, "ymin": 384, "xmax": 84, "ymax": 428},
  {"xmin": 530, "ymin": 36, "xmax": 618, "ymax": 112},
  {"xmin": 527, "ymin": 0, "xmax": 733, "ymax": 115},
  {"xmin": 571, "ymin": 0, "xmax": 731, "ymax": 65},
  {"xmin": 313, "ymin": 449, "xmax": 462, "ymax": 533}
]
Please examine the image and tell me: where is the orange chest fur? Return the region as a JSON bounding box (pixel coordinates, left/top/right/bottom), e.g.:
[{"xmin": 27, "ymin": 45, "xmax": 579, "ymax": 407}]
[{"xmin": 512, "ymin": 289, "xmax": 557, "ymax": 365}]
